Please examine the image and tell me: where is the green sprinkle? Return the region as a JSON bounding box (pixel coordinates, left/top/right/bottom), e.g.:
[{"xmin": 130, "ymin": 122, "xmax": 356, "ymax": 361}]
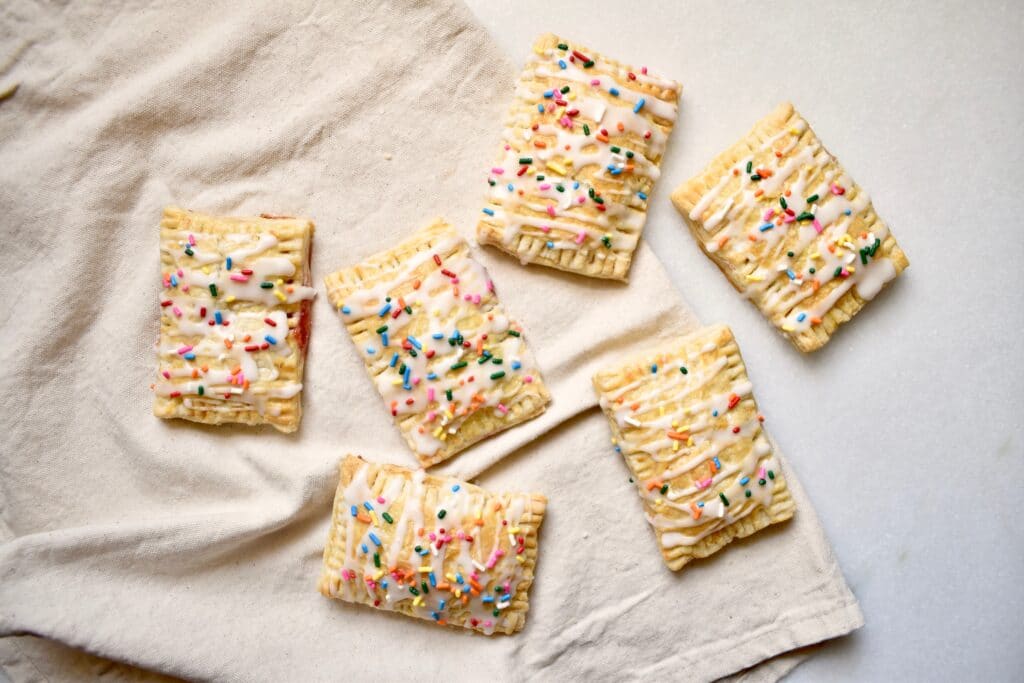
[
  {"xmin": 398, "ymin": 363, "xmax": 406, "ymax": 374},
  {"xmin": 629, "ymin": 477, "xmax": 634, "ymax": 483},
  {"xmin": 488, "ymin": 179, "xmax": 496, "ymax": 186},
  {"xmin": 382, "ymin": 512, "xmax": 394, "ymax": 524},
  {"xmin": 493, "ymin": 609, "xmax": 500, "ymax": 617},
  {"xmin": 536, "ymin": 175, "xmax": 545, "ymax": 181},
  {"xmin": 421, "ymin": 582, "xmax": 429, "ymax": 594},
  {"xmin": 601, "ymin": 235, "xmax": 612, "ymax": 248},
  {"xmin": 490, "ymin": 371, "xmax": 506, "ymax": 380},
  {"xmin": 787, "ymin": 251, "xmax": 794, "ymax": 257},
  {"xmin": 519, "ymin": 157, "xmax": 532, "ymax": 165},
  {"xmin": 745, "ymin": 490, "xmax": 752, "ymax": 498},
  {"xmin": 583, "ymin": 60, "xmax": 594, "ymax": 68},
  {"xmin": 507, "ymin": 330, "xmax": 520, "ymax": 337},
  {"xmin": 796, "ymin": 211, "xmax": 814, "ymax": 221},
  {"xmin": 445, "ymin": 389, "xmax": 453, "ymax": 401},
  {"xmin": 410, "ymin": 587, "xmax": 420, "ymax": 596},
  {"xmin": 414, "ymin": 545, "xmax": 422, "ymax": 553},
  {"xmin": 626, "ymin": 150, "xmax": 634, "ymax": 158},
  {"xmin": 385, "ymin": 296, "xmax": 391, "ymax": 302},
  {"xmin": 593, "ymin": 196, "xmax": 604, "ymax": 204},
  {"xmin": 408, "ymin": 349, "xmax": 417, "ymax": 358},
  {"xmin": 557, "ymin": 42, "xmax": 568, "ymax": 50},
  {"xmin": 184, "ymin": 247, "xmax": 194, "ymax": 256},
  {"xmin": 450, "ymin": 361, "xmax": 467, "ymax": 371},
  {"xmin": 556, "ymin": 184, "xmax": 564, "ymax": 192},
  {"xmin": 860, "ymin": 249, "xmax": 869, "ymax": 265},
  {"xmin": 583, "ymin": 123, "xmax": 590, "ymax": 136},
  {"xmin": 477, "ymin": 354, "xmax": 490, "ymax": 364},
  {"xmin": 209, "ymin": 284, "xmax": 218, "ymax": 297},
  {"xmin": 560, "ymin": 85, "xmax": 570, "ymax": 94},
  {"xmin": 780, "ymin": 197, "xmax": 788, "ymax": 209},
  {"xmin": 404, "ymin": 305, "xmax": 412, "ymax": 314},
  {"xmin": 759, "ymin": 478, "xmax": 767, "ymax": 486},
  {"xmin": 373, "ymin": 552, "xmax": 380, "ymax": 568},
  {"xmin": 680, "ymin": 366, "xmax": 688, "ymax": 375},
  {"xmin": 197, "ymin": 386, "xmax": 204, "ymax": 396},
  {"xmin": 437, "ymin": 509, "xmax": 447, "ymax": 519},
  {"xmin": 376, "ymin": 325, "xmax": 388, "ymax": 334},
  {"xmin": 768, "ymin": 470, "xmax": 775, "ymax": 480},
  {"xmin": 719, "ymin": 492, "xmax": 730, "ymax": 507},
  {"xmin": 750, "ymin": 174, "xmax": 762, "ymax": 181},
  {"xmin": 659, "ymin": 484, "xmax": 669, "ymax": 495},
  {"xmin": 806, "ymin": 194, "xmax": 819, "ymax": 204},
  {"xmin": 492, "ymin": 358, "xmax": 503, "ymax": 365},
  {"xmin": 259, "ymin": 281, "xmax": 273, "ymax": 289},
  {"xmin": 834, "ymin": 266, "xmax": 843, "ymax": 277},
  {"xmin": 746, "ymin": 161, "xmax": 753, "ymax": 173},
  {"xmin": 809, "ymin": 267, "xmax": 816, "ymax": 274},
  {"xmin": 610, "ymin": 145, "xmax": 621, "ymax": 153}
]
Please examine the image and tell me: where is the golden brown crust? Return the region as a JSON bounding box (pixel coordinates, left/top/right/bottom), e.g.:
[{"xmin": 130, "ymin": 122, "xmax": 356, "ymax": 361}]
[
  {"xmin": 592, "ymin": 325, "xmax": 794, "ymax": 570},
  {"xmin": 476, "ymin": 33, "xmax": 681, "ymax": 281},
  {"xmin": 319, "ymin": 455, "xmax": 546, "ymax": 634},
  {"xmin": 672, "ymin": 103, "xmax": 908, "ymax": 352},
  {"xmin": 153, "ymin": 206, "xmax": 314, "ymax": 432}
]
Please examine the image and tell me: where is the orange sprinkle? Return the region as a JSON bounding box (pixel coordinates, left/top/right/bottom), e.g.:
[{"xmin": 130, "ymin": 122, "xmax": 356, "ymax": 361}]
[
  {"xmin": 461, "ymin": 595, "xmax": 469, "ymax": 605},
  {"xmin": 474, "ymin": 518, "xmax": 484, "ymax": 526},
  {"xmin": 243, "ymin": 334, "xmax": 252, "ymax": 342},
  {"xmin": 811, "ymin": 316, "xmax": 822, "ymax": 325},
  {"xmin": 616, "ymin": 122, "xmax": 624, "ymax": 132},
  {"xmin": 690, "ymin": 502, "xmax": 703, "ymax": 520},
  {"xmin": 748, "ymin": 234, "xmax": 758, "ymax": 242},
  {"xmin": 437, "ymin": 582, "xmax": 451, "ymax": 591},
  {"xmin": 231, "ymin": 365, "xmax": 242, "ymax": 375},
  {"xmin": 493, "ymin": 501, "xmax": 502, "ymax": 511},
  {"xmin": 775, "ymin": 151, "xmax": 782, "ymax": 158},
  {"xmin": 754, "ymin": 189, "xmax": 764, "ymax": 197},
  {"xmin": 534, "ymin": 140, "xmax": 547, "ymax": 149},
  {"xmin": 667, "ymin": 430, "xmax": 690, "ymax": 441},
  {"xmin": 201, "ymin": 364, "xmax": 209, "ymax": 373},
  {"xmin": 596, "ymin": 133, "xmax": 609, "ymax": 143},
  {"xmin": 191, "ymin": 369, "xmax": 199, "ymax": 379},
  {"xmin": 646, "ymin": 479, "xmax": 663, "ymax": 491},
  {"xmin": 469, "ymin": 579, "xmax": 483, "ymax": 592},
  {"xmin": 630, "ymin": 402, "xmax": 641, "ymax": 411},
  {"xmin": 356, "ymin": 512, "xmax": 371, "ymax": 523},
  {"xmin": 733, "ymin": 168, "xmax": 740, "ymax": 176},
  {"xmin": 718, "ymin": 236, "xmax": 730, "ymax": 249},
  {"xmin": 784, "ymin": 189, "xmax": 792, "ymax": 197},
  {"xmin": 224, "ymin": 339, "xmax": 233, "ymax": 349},
  {"xmin": 412, "ymin": 279, "xmax": 421, "ymax": 290}
]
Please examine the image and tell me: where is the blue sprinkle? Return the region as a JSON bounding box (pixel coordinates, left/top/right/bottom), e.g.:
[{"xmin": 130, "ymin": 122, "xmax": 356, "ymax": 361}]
[
  {"xmin": 610, "ymin": 168, "xmax": 622, "ymax": 176},
  {"xmin": 797, "ymin": 313, "xmax": 807, "ymax": 322},
  {"xmin": 714, "ymin": 456, "xmax": 721, "ymax": 469},
  {"xmin": 417, "ymin": 548, "xmax": 429, "ymax": 556},
  {"xmin": 482, "ymin": 208, "xmax": 495, "ymax": 216},
  {"xmin": 844, "ymin": 209, "xmax": 852, "ymax": 215},
  {"xmin": 482, "ymin": 596, "xmax": 494, "ymax": 604},
  {"xmin": 609, "ymin": 87, "xmax": 620, "ymax": 96},
  {"xmin": 697, "ymin": 501, "xmax": 705, "ymax": 508},
  {"xmin": 431, "ymin": 611, "xmax": 440, "ymax": 621},
  {"xmin": 381, "ymin": 579, "xmax": 388, "ymax": 589},
  {"xmin": 546, "ymin": 241, "xmax": 554, "ymax": 248},
  {"xmin": 786, "ymin": 269, "xmax": 796, "ymax": 280},
  {"xmin": 633, "ymin": 98, "xmax": 646, "ymax": 113},
  {"xmin": 184, "ymin": 352, "xmax": 195, "ymax": 360},
  {"xmin": 501, "ymin": 593, "xmax": 511, "ymax": 602},
  {"xmin": 225, "ymin": 257, "xmax": 232, "ymax": 270},
  {"xmin": 614, "ymin": 445, "xmax": 622, "ymax": 453},
  {"xmin": 759, "ymin": 223, "xmax": 774, "ymax": 232},
  {"xmin": 341, "ymin": 305, "xmax": 351, "ymax": 314},
  {"xmin": 637, "ymin": 191, "xmax": 648, "ymax": 200},
  {"xmin": 366, "ymin": 346, "xmax": 376, "ymax": 355},
  {"xmin": 573, "ymin": 181, "xmax": 580, "ymax": 190},
  {"xmin": 452, "ymin": 485, "xmax": 460, "ymax": 492},
  {"xmin": 740, "ymin": 477, "xmax": 750, "ymax": 485},
  {"xmin": 349, "ymin": 505, "xmax": 357, "ymax": 517},
  {"xmin": 456, "ymin": 573, "xmax": 464, "ymax": 584},
  {"xmin": 651, "ymin": 364, "xmax": 658, "ymax": 374},
  {"xmin": 507, "ymin": 183, "xmax": 514, "ymax": 192},
  {"xmin": 511, "ymin": 360, "xmax": 522, "ymax": 370},
  {"xmin": 378, "ymin": 303, "xmax": 391, "ymax": 317},
  {"xmin": 389, "ymin": 352, "xmax": 399, "ymax": 367},
  {"xmin": 429, "ymin": 572, "xmax": 437, "ymax": 587},
  {"xmin": 363, "ymin": 501, "xmax": 374, "ymax": 511},
  {"xmin": 214, "ymin": 311, "xmax": 223, "ymax": 325},
  {"xmin": 408, "ymin": 336, "xmax": 422, "ymax": 350},
  {"xmin": 543, "ymin": 89, "xmax": 554, "ymax": 98},
  {"xmin": 427, "ymin": 372, "xmax": 438, "ymax": 380},
  {"xmin": 537, "ymin": 104, "xmax": 544, "ymax": 113},
  {"xmin": 558, "ymin": 59, "xmax": 567, "ymax": 69},
  {"xmin": 432, "ymin": 332, "xmax": 444, "ymax": 339},
  {"xmin": 712, "ymin": 409, "xmax": 719, "ymax": 417},
  {"xmin": 264, "ymin": 334, "xmax": 277, "ymax": 345},
  {"xmin": 381, "ymin": 333, "xmax": 389, "ymax": 347},
  {"xmin": 368, "ymin": 532, "xmax": 381, "ymax": 547},
  {"xmin": 438, "ymin": 599, "xmax": 447, "ymax": 610},
  {"xmin": 170, "ymin": 275, "xmax": 178, "ymax": 287},
  {"xmin": 360, "ymin": 543, "xmax": 368, "ymax": 554}
]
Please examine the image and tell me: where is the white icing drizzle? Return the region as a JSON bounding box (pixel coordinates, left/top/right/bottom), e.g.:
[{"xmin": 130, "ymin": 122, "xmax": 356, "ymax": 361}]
[
  {"xmin": 154, "ymin": 227, "xmax": 315, "ymax": 414},
  {"xmin": 598, "ymin": 337, "xmax": 782, "ymax": 549},
  {"xmin": 687, "ymin": 114, "xmax": 899, "ymax": 335},
  {"xmin": 480, "ymin": 38, "xmax": 679, "ymax": 259},
  {"xmin": 336, "ymin": 234, "xmax": 542, "ymax": 459},
  {"xmin": 326, "ymin": 459, "xmax": 535, "ymax": 635}
]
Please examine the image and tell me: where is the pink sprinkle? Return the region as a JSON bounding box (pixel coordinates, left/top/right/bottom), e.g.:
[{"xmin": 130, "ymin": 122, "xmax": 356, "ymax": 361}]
[
  {"xmin": 590, "ymin": 78, "xmax": 601, "ymax": 86},
  {"xmin": 577, "ymin": 196, "xmax": 586, "ymax": 204},
  {"xmin": 188, "ymin": 234, "xmax": 196, "ymax": 246},
  {"xmin": 546, "ymin": 205, "xmax": 556, "ymax": 217},
  {"xmin": 487, "ymin": 280, "xmax": 495, "ymax": 293},
  {"xmin": 429, "ymin": 532, "xmax": 437, "ymax": 541},
  {"xmin": 641, "ymin": 66, "xmax": 648, "ymax": 75},
  {"xmin": 831, "ymin": 184, "xmax": 845, "ymax": 195},
  {"xmin": 491, "ymin": 167, "xmax": 504, "ymax": 175},
  {"xmin": 574, "ymin": 231, "xmax": 586, "ymax": 244},
  {"xmin": 783, "ymin": 214, "xmax": 796, "ymax": 224},
  {"xmin": 812, "ymin": 218, "xmax": 823, "ymax": 234},
  {"xmin": 181, "ymin": 285, "xmax": 189, "ymax": 292},
  {"xmin": 451, "ymin": 277, "xmax": 459, "ymax": 284},
  {"xmin": 464, "ymin": 294, "xmax": 472, "ymax": 301},
  {"xmin": 497, "ymin": 403, "xmax": 508, "ymax": 414},
  {"xmin": 472, "ymin": 294, "xmax": 481, "ymax": 305},
  {"xmin": 376, "ymin": 496, "xmax": 385, "ymax": 504},
  {"xmin": 560, "ymin": 116, "xmax": 572, "ymax": 128},
  {"xmin": 841, "ymin": 269, "xmax": 849, "ymax": 277},
  {"xmin": 162, "ymin": 370, "xmax": 170, "ymax": 379},
  {"xmin": 230, "ymin": 273, "xmax": 248, "ymax": 282},
  {"xmin": 762, "ymin": 209, "xmax": 775, "ymax": 221},
  {"xmin": 524, "ymin": 376, "xmax": 534, "ymax": 383},
  {"xmin": 177, "ymin": 269, "xmax": 183, "ymax": 277},
  {"xmin": 538, "ymin": 183, "xmax": 551, "ymax": 190},
  {"xmin": 484, "ymin": 620, "xmax": 493, "ymax": 628},
  {"xmin": 172, "ymin": 306, "xmax": 182, "ymax": 317},
  {"xmin": 412, "ymin": 377, "xmax": 421, "ymax": 386},
  {"xmin": 540, "ymin": 225, "xmax": 551, "ymax": 233},
  {"xmin": 504, "ymin": 144, "xmax": 511, "ymax": 151},
  {"xmin": 427, "ymin": 388, "xmax": 435, "ymax": 402},
  {"xmin": 426, "ymin": 411, "xmax": 437, "ymax": 422},
  {"xmin": 759, "ymin": 467, "xmax": 767, "ymax": 478}
]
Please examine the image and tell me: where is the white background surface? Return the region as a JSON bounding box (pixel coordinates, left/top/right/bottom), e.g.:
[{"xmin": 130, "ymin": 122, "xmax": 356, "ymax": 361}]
[{"xmin": 465, "ymin": 1, "xmax": 1023, "ymax": 680}]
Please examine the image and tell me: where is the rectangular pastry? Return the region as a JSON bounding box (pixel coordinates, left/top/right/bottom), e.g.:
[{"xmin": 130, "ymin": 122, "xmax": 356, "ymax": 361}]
[
  {"xmin": 153, "ymin": 206, "xmax": 315, "ymax": 432},
  {"xmin": 671, "ymin": 102, "xmax": 909, "ymax": 352},
  {"xmin": 319, "ymin": 455, "xmax": 546, "ymax": 635},
  {"xmin": 592, "ymin": 324, "xmax": 795, "ymax": 571},
  {"xmin": 477, "ymin": 33, "xmax": 681, "ymax": 281},
  {"xmin": 324, "ymin": 220, "xmax": 550, "ymax": 468}
]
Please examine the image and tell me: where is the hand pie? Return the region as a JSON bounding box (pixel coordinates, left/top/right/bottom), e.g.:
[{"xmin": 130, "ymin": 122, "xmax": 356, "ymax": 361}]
[
  {"xmin": 592, "ymin": 324, "xmax": 795, "ymax": 571},
  {"xmin": 319, "ymin": 455, "xmax": 546, "ymax": 635},
  {"xmin": 671, "ymin": 102, "xmax": 909, "ymax": 352},
  {"xmin": 324, "ymin": 220, "xmax": 550, "ymax": 467},
  {"xmin": 153, "ymin": 206, "xmax": 315, "ymax": 432},
  {"xmin": 477, "ymin": 33, "xmax": 681, "ymax": 281}
]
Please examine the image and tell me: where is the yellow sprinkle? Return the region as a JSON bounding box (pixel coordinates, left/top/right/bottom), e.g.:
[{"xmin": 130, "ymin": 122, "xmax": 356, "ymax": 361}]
[
  {"xmin": 510, "ymin": 526, "xmax": 520, "ymax": 534},
  {"xmin": 454, "ymin": 588, "xmax": 462, "ymax": 598},
  {"xmin": 789, "ymin": 127, "xmax": 800, "ymax": 134},
  {"xmin": 810, "ymin": 251, "xmax": 821, "ymax": 259},
  {"xmin": 370, "ymin": 511, "xmax": 379, "ymax": 526},
  {"xmin": 418, "ymin": 566, "xmax": 431, "ymax": 574},
  {"xmin": 274, "ymin": 291, "xmax": 286, "ymax": 302},
  {"xmin": 782, "ymin": 324, "xmax": 795, "ymax": 332},
  {"xmin": 446, "ymin": 573, "xmax": 457, "ymax": 582},
  {"xmin": 672, "ymin": 441, "xmax": 679, "ymax": 452},
  {"xmin": 610, "ymin": 437, "xmax": 617, "ymax": 446},
  {"xmin": 565, "ymin": 158, "xmax": 574, "ymax": 166},
  {"xmin": 567, "ymin": 91, "xmax": 576, "ymax": 101},
  {"xmin": 413, "ymin": 596, "xmax": 423, "ymax": 607},
  {"xmin": 392, "ymin": 379, "xmax": 403, "ymax": 386},
  {"xmin": 225, "ymin": 295, "xmax": 236, "ymax": 303},
  {"xmin": 373, "ymin": 570, "xmax": 384, "ymax": 580},
  {"xmin": 516, "ymin": 556, "xmax": 525, "ymax": 563},
  {"xmin": 444, "ymin": 410, "xmax": 454, "ymax": 420},
  {"xmin": 202, "ymin": 266, "xmax": 211, "ymax": 274},
  {"xmin": 433, "ymin": 427, "xmax": 443, "ymax": 438},
  {"xmin": 547, "ymin": 161, "xmax": 567, "ymax": 175},
  {"xmin": 746, "ymin": 274, "xmax": 765, "ymax": 282}
]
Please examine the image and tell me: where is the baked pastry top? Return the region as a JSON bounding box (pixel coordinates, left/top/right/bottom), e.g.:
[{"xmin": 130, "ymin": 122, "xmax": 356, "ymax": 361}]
[
  {"xmin": 324, "ymin": 220, "xmax": 550, "ymax": 467},
  {"xmin": 319, "ymin": 455, "xmax": 546, "ymax": 635},
  {"xmin": 672, "ymin": 102, "xmax": 909, "ymax": 352},
  {"xmin": 592, "ymin": 324, "xmax": 795, "ymax": 570},
  {"xmin": 153, "ymin": 206, "xmax": 315, "ymax": 432},
  {"xmin": 477, "ymin": 33, "xmax": 681, "ymax": 281}
]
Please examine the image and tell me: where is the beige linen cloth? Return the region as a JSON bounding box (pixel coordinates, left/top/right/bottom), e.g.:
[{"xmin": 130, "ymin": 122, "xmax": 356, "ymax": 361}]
[{"xmin": 0, "ymin": 1, "xmax": 862, "ymax": 680}]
